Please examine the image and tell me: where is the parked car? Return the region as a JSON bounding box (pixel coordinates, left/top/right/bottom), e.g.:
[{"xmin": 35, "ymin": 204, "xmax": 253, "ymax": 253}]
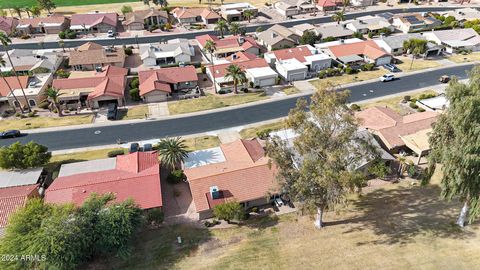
[
  {"xmin": 439, "ymin": 75, "xmax": 450, "ymax": 83},
  {"xmin": 0, "ymin": 130, "xmax": 21, "ymax": 139},
  {"xmin": 107, "ymin": 103, "xmax": 117, "ymax": 120},
  {"xmin": 143, "ymin": 143, "xmax": 153, "ymax": 151},
  {"xmin": 379, "ymin": 74, "xmax": 395, "ymax": 82},
  {"xmin": 383, "ymin": 63, "xmax": 400, "ymax": 72},
  {"xmin": 129, "ymin": 143, "xmax": 139, "ymax": 153},
  {"xmin": 107, "ymin": 30, "xmax": 115, "ymax": 38}
]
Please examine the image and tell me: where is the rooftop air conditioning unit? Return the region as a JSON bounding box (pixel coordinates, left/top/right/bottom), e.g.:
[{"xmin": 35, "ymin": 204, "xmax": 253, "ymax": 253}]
[{"xmin": 210, "ymin": 186, "xmax": 220, "ymax": 199}]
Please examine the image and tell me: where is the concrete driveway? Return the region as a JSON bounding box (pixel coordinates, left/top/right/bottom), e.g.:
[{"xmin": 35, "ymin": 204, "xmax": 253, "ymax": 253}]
[{"xmin": 161, "ymin": 168, "xmax": 198, "ymax": 221}]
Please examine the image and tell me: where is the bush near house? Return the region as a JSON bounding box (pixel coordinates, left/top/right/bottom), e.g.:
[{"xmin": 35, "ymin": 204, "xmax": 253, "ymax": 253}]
[
  {"xmin": 166, "ymin": 169, "xmax": 187, "ymax": 184},
  {"xmin": 213, "ymin": 201, "xmax": 245, "ymax": 223},
  {"xmin": 107, "ymin": 149, "xmax": 125, "ymax": 157},
  {"xmin": 129, "ymin": 88, "xmax": 140, "ymax": 101}
]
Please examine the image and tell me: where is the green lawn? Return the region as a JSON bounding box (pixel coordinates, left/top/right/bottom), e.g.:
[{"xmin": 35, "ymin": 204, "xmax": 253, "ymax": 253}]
[
  {"xmin": 0, "ymin": 114, "xmax": 93, "ymax": 130},
  {"xmin": 118, "ymin": 105, "xmax": 149, "ymax": 120},
  {"xmin": 183, "ymin": 135, "xmax": 221, "ymax": 151},
  {"xmin": 239, "ymin": 121, "xmax": 286, "ymax": 139},
  {"xmin": 0, "ymin": 0, "xmax": 136, "ymax": 8},
  {"xmin": 358, "ymin": 90, "xmax": 438, "ymax": 115}
]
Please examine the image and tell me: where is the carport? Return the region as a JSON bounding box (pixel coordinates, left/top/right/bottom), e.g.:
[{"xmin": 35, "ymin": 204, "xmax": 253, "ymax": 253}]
[{"xmin": 400, "ymin": 128, "xmax": 432, "ymax": 165}]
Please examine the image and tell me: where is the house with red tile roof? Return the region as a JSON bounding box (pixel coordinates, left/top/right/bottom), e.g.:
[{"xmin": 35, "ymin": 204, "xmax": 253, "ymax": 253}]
[
  {"xmin": 196, "ymin": 34, "xmax": 260, "ymax": 60},
  {"xmin": 0, "ymin": 17, "xmax": 18, "ymax": 35},
  {"xmin": 355, "ymin": 106, "xmax": 438, "ymax": 153},
  {"xmin": 172, "ymin": 7, "xmax": 221, "ymax": 25},
  {"xmin": 206, "ymin": 57, "xmax": 278, "ymax": 90},
  {"xmin": 317, "ymin": 0, "xmax": 337, "ymax": 11},
  {"xmin": 16, "ymin": 15, "xmax": 69, "ymax": 35},
  {"xmin": 138, "ymin": 66, "xmax": 199, "ymax": 103},
  {"xmin": 52, "ymin": 65, "xmax": 127, "ymax": 109},
  {"xmin": 183, "ymin": 139, "xmax": 278, "ymax": 219},
  {"xmin": 0, "ymin": 184, "xmax": 40, "ymax": 236},
  {"xmin": 45, "ymin": 151, "xmax": 162, "ymax": 210},
  {"xmin": 70, "ymin": 12, "xmax": 118, "ymax": 33},
  {"xmin": 321, "ymin": 39, "xmax": 392, "ymax": 66}
]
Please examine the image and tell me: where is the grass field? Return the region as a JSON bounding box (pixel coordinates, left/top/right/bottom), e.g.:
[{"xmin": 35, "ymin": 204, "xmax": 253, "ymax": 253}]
[
  {"xmin": 396, "ymin": 56, "xmax": 441, "ymax": 72},
  {"xmin": 119, "ymin": 105, "xmax": 149, "ymax": 120},
  {"xmin": 94, "ymin": 169, "xmax": 480, "ymax": 270},
  {"xmin": 0, "ymin": 114, "xmax": 93, "ymax": 130},
  {"xmin": 239, "ymin": 121, "xmax": 285, "ymax": 139},
  {"xmin": 448, "ymin": 52, "xmax": 480, "ymax": 63},
  {"xmin": 357, "ymin": 90, "xmax": 438, "ymax": 115},
  {"xmin": 168, "ymin": 92, "xmax": 268, "ymax": 115},
  {"xmin": 183, "ymin": 135, "xmax": 221, "ymax": 151}
]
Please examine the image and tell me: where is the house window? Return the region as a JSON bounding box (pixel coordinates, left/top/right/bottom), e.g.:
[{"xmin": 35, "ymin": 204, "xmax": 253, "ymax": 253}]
[{"xmin": 28, "ymin": 99, "xmax": 36, "ymax": 107}]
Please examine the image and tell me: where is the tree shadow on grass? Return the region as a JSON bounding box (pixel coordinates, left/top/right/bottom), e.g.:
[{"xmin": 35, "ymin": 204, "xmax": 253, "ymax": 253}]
[
  {"xmin": 242, "ymin": 213, "xmax": 279, "ymax": 230},
  {"xmin": 341, "ymin": 184, "xmax": 477, "ymax": 245}
]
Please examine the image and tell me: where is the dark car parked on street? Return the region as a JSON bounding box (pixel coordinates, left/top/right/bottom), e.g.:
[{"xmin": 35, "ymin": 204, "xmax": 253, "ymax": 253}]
[
  {"xmin": 0, "ymin": 130, "xmax": 21, "ymax": 139},
  {"xmin": 129, "ymin": 143, "xmax": 139, "ymax": 153},
  {"xmin": 107, "ymin": 103, "xmax": 118, "ymax": 120}
]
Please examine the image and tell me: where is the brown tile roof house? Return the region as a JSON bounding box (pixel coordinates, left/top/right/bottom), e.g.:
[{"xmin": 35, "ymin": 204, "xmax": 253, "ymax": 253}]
[
  {"xmin": 172, "ymin": 7, "xmax": 221, "ymax": 24},
  {"xmin": 355, "ymin": 106, "xmax": 438, "ymax": 151},
  {"xmin": 123, "ymin": 8, "xmax": 168, "ymax": 31},
  {"xmin": 183, "ymin": 139, "xmax": 278, "ymax": 219},
  {"xmin": 16, "ymin": 15, "xmax": 69, "ymax": 35},
  {"xmin": 70, "ymin": 12, "xmax": 118, "ymax": 33},
  {"xmin": 0, "ymin": 184, "xmax": 40, "ymax": 235},
  {"xmin": 52, "ymin": 65, "xmax": 128, "ymax": 109},
  {"xmin": 138, "ymin": 66, "xmax": 198, "ymax": 103},
  {"xmin": 196, "ymin": 34, "xmax": 260, "ymax": 59},
  {"xmin": 0, "ymin": 76, "xmax": 28, "ymax": 98},
  {"xmin": 325, "ymin": 40, "xmax": 391, "ymax": 66},
  {"xmin": 0, "ymin": 17, "xmax": 18, "ymax": 35},
  {"xmin": 69, "ymin": 42, "xmax": 125, "ymax": 71}
]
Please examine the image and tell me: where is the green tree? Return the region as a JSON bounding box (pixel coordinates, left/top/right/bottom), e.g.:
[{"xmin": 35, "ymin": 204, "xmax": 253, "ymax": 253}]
[
  {"xmin": 403, "ymin": 38, "xmax": 427, "ymax": 70},
  {"xmin": 0, "ymin": 141, "xmax": 51, "ymax": 170},
  {"xmin": 229, "ymin": 22, "xmax": 242, "ymax": 36},
  {"xmin": 213, "ymin": 201, "xmax": 244, "ymax": 223},
  {"xmin": 121, "ymin": 5, "xmax": 133, "ymax": 15},
  {"xmin": 428, "ymin": 67, "xmax": 480, "ymax": 227},
  {"xmin": 215, "ymin": 19, "xmax": 229, "ymax": 38},
  {"xmin": 332, "ymin": 11, "xmax": 345, "ymax": 24},
  {"xmin": 36, "ymin": 0, "xmax": 55, "ymax": 13},
  {"xmin": 30, "ymin": 5, "xmax": 42, "ymax": 17},
  {"xmin": 0, "ymin": 58, "xmax": 22, "ymax": 112},
  {"xmin": 157, "ymin": 137, "xmax": 189, "ymax": 170},
  {"xmin": 44, "ymin": 87, "xmax": 64, "ymax": 116},
  {"xmin": 266, "ymin": 87, "xmax": 376, "ymax": 229},
  {"xmin": 367, "ymin": 160, "xmax": 391, "ymax": 179},
  {"xmin": 300, "ymin": 30, "xmax": 320, "ymax": 46},
  {"xmin": 224, "ymin": 64, "xmax": 246, "ymax": 94},
  {"xmin": 204, "ymin": 40, "xmax": 218, "ymax": 93},
  {"xmin": 243, "ymin": 9, "xmax": 255, "ymax": 23}
]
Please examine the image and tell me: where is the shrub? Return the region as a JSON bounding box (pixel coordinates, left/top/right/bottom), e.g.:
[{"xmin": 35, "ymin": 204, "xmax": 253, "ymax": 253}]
[
  {"xmin": 350, "ymin": 104, "xmax": 361, "ymax": 111},
  {"xmin": 56, "ymin": 69, "xmax": 70, "ymax": 78},
  {"xmin": 15, "ymin": 112, "xmax": 21, "ymax": 118},
  {"xmin": 27, "ymin": 111, "xmax": 37, "ymax": 117},
  {"xmin": 418, "ymin": 93, "xmax": 437, "ymax": 100},
  {"xmin": 344, "ymin": 66, "xmax": 356, "ymax": 74},
  {"xmin": 361, "ymin": 63, "xmax": 375, "ymax": 71},
  {"xmin": 256, "ymin": 128, "xmax": 272, "ymax": 139},
  {"xmin": 403, "ymin": 95, "xmax": 411, "ymax": 102},
  {"xmin": 322, "ymin": 36, "xmax": 337, "ymax": 42},
  {"xmin": 66, "ymin": 30, "xmax": 77, "ymax": 39},
  {"xmin": 201, "ymin": 65, "xmax": 206, "ymax": 74},
  {"xmin": 58, "ymin": 31, "xmax": 66, "ymax": 39},
  {"xmin": 167, "ymin": 169, "xmax": 186, "ymax": 184},
  {"xmin": 318, "ymin": 70, "xmax": 327, "ymax": 79},
  {"xmin": 417, "ymin": 107, "xmax": 426, "ymax": 112},
  {"xmin": 129, "ymin": 88, "xmax": 140, "ymax": 101},
  {"xmin": 107, "ymin": 149, "xmax": 125, "ymax": 157},
  {"xmin": 213, "ymin": 201, "xmax": 245, "ymax": 223},
  {"xmin": 146, "ymin": 208, "xmax": 164, "ymax": 225},
  {"xmin": 218, "ymin": 89, "xmax": 226, "ymax": 94},
  {"xmin": 256, "ymin": 26, "xmax": 264, "ymax": 33},
  {"xmin": 38, "ymin": 101, "xmax": 49, "ymax": 109},
  {"xmin": 164, "ymin": 23, "xmax": 173, "ymax": 30},
  {"xmin": 243, "ymin": 88, "xmax": 249, "ymax": 93},
  {"xmin": 409, "ymin": 102, "xmax": 418, "ymax": 109},
  {"xmin": 124, "ymin": 47, "xmax": 133, "ymax": 55},
  {"xmin": 368, "ymin": 32, "xmax": 374, "ymax": 39},
  {"xmin": 130, "ymin": 77, "xmax": 140, "ymax": 89},
  {"xmin": 249, "ymin": 81, "xmax": 254, "ymax": 88}
]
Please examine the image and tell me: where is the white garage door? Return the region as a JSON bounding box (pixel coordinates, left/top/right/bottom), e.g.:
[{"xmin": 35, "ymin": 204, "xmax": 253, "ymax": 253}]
[
  {"xmin": 258, "ymin": 77, "xmax": 276, "ymax": 87},
  {"xmin": 288, "ymin": 73, "xmax": 305, "ymax": 82}
]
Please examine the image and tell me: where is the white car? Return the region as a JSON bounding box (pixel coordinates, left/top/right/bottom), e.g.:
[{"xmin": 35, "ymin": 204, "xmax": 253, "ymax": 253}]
[
  {"xmin": 379, "ymin": 74, "xmax": 395, "ymax": 82},
  {"xmin": 107, "ymin": 30, "xmax": 115, "ymax": 37}
]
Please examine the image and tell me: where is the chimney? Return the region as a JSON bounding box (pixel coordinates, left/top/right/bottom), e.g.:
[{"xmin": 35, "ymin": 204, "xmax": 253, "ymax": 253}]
[{"xmin": 210, "ymin": 186, "xmax": 220, "ymax": 199}]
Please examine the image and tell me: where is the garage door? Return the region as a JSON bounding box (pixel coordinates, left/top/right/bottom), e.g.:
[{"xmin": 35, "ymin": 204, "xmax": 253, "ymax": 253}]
[
  {"xmin": 97, "ymin": 99, "xmax": 118, "ymax": 108},
  {"xmin": 258, "ymin": 77, "xmax": 276, "ymax": 87},
  {"xmin": 288, "ymin": 73, "xmax": 305, "ymax": 82}
]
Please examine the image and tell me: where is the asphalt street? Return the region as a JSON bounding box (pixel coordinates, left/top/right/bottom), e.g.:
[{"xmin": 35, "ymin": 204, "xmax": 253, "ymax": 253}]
[
  {"xmin": 2, "ymin": 7, "xmax": 462, "ymax": 50},
  {"xmin": 0, "ymin": 64, "xmax": 473, "ymax": 150}
]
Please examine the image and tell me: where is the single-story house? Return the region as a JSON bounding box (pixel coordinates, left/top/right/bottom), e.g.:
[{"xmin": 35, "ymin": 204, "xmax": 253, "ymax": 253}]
[
  {"xmin": 321, "ymin": 39, "xmax": 392, "ymax": 66},
  {"xmin": 219, "ymin": 3, "xmax": 258, "ymax": 22},
  {"xmin": 172, "ymin": 7, "xmax": 221, "ymax": 25},
  {"xmin": 123, "ymin": 8, "xmax": 168, "ymax": 31},
  {"xmin": 183, "ymin": 139, "xmax": 278, "ymax": 219},
  {"xmin": 140, "ymin": 39, "xmax": 195, "ymax": 67},
  {"xmin": 316, "ymin": 0, "xmax": 337, "ymax": 11},
  {"xmin": 45, "ymin": 151, "xmax": 162, "ymax": 210},
  {"xmin": 274, "ymin": 0, "xmax": 317, "ymax": 17},
  {"xmin": 291, "ymin": 23, "xmax": 317, "ymax": 36},
  {"xmin": 345, "ymin": 15, "xmax": 394, "ymax": 34},
  {"xmin": 315, "ymin": 23, "xmax": 355, "ymax": 40},
  {"xmin": 0, "ymin": 17, "xmax": 18, "ymax": 35},
  {"xmin": 206, "ymin": 58, "xmax": 278, "ymax": 91},
  {"xmin": 6, "ymin": 73, "xmax": 53, "ymax": 109},
  {"xmin": 138, "ymin": 66, "xmax": 198, "ymax": 103},
  {"xmin": 70, "ymin": 12, "xmax": 118, "ymax": 33},
  {"xmin": 1, "ymin": 49, "xmax": 63, "ymax": 75},
  {"xmin": 264, "ymin": 45, "xmax": 331, "ymax": 81},
  {"xmin": 0, "ymin": 76, "xmax": 26, "ymax": 108},
  {"xmin": 442, "ymin": 7, "xmax": 480, "ymax": 22},
  {"xmin": 16, "ymin": 15, "xmax": 69, "ymax": 35},
  {"xmin": 356, "ymin": 106, "xmax": 438, "ymax": 162},
  {"xmin": 196, "ymin": 34, "xmax": 260, "ymax": 60},
  {"xmin": 257, "ymin": 24, "xmax": 300, "ymax": 51},
  {"xmin": 52, "ymin": 65, "xmax": 128, "ymax": 109},
  {"xmin": 423, "ymin": 28, "xmax": 480, "ymax": 54},
  {"xmin": 69, "ymin": 42, "xmax": 125, "ymax": 71},
  {"xmin": 374, "ymin": 33, "xmax": 443, "ymax": 56},
  {"xmin": 392, "ymin": 13, "xmax": 441, "ymax": 33}
]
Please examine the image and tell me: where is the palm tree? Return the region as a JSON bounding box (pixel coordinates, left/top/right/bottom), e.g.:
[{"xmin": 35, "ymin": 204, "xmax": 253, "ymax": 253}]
[
  {"xmin": 215, "ymin": 20, "xmax": 228, "ymax": 38},
  {"xmin": 204, "ymin": 40, "xmax": 217, "ymax": 93},
  {"xmin": 24, "ymin": 7, "xmax": 31, "ymax": 17},
  {"xmin": 331, "ymin": 11, "xmax": 345, "ymax": 24},
  {"xmin": 342, "ymin": 0, "xmax": 350, "ymax": 12},
  {"xmin": 12, "ymin": 6, "xmax": 22, "ymax": 18},
  {"xmin": 31, "ymin": 6, "xmax": 42, "ymax": 17},
  {"xmin": 229, "ymin": 22, "xmax": 242, "ymax": 36},
  {"xmin": 157, "ymin": 137, "xmax": 189, "ymax": 170},
  {"xmin": 224, "ymin": 64, "xmax": 246, "ymax": 94},
  {"xmin": 0, "ymin": 58, "xmax": 23, "ymax": 113},
  {"xmin": 243, "ymin": 9, "xmax": 254, "ymax": 23},
  {"xmin": 43, "ymin": 87, "xmax": 63, "ymax": 116},
  {"xmin": 403, "ymin": 38, "xmax": 427, "ymax": 70},
  {"xmin": 0, "ymin": 33, "xmax": 31, "ymax": 112},
  {"xmin": 58, "ymin": 40, "xmax": 65, "ymax": 53}
]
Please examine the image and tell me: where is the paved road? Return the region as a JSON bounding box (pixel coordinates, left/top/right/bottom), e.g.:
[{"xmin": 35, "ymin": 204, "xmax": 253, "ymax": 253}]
[
  {"xmin": 3, "ymin": 6, "xmax": 462, "ymax": 50},
  {"xmin": 0, "ymin": 64, "xmax": 473, "ymax": 150}
]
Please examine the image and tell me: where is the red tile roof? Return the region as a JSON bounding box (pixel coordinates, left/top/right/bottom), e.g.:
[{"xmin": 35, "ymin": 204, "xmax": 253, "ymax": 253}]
[
  {"xmin": 184, "ymin": 139, "xmax": 279, "ymax": 212},
  {"xmin": 71, "ymin": 12, "xmax": 118, "ymax": 28},
  {"xmin": 45, "ymin": 152, "xmax": 162, "ymax": 209},
  {"xmin": 196, "ymin": 34, "xmax": 259, "ymax": 51},
  {"xmin": 0, "ymin": 184, "xmax": 39, "ymax": 228},
  {"xmin": 272, "ymin": 46, "xmax": 313, "ymax": 63},
  {"xmin": 226, "ymin": 51, "xmax": 258, "ymax": 63},
  {"xmin": 0, "ymin": 17, "xmax": 18, "ymax": 34},
  {"xmin": 18, "ymin": 15, "xmax": 67, "ymax": 28},
  {"xmin": 317, "ymin": 0, "xmax": 337, "ymax": 7},
  {"xmin": 138, "ymin": 66, "xmax": 198, "ymax": 96},
  {"xmin": 0, "ymin": 76, "xmax": 29, "ymax": 97},
  {"xmin": 172, "ymin": 7, "xmax": 220, "ymax": 20},
  {"xmin": 328, "ymin": 40, "xmax": 389, "ymax": 60},
  {"xmin": 207, "ymin": 58, "xmax": 268, "ymax": 78}
]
